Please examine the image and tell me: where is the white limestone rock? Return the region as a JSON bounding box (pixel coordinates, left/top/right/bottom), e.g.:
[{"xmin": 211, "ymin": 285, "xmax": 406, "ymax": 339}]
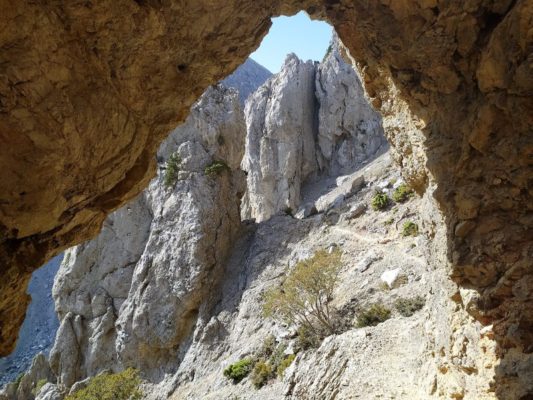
[
  {"xmin": 35, "ymin": 384, "xmax": 63, "ymax": 400},
  {"xmin": 315, "ymin": 36, "xmax": 386, "ymax": 175},
  {"xmin": 48, "ymin": 85, "xmax": 246, "ymax": 386},
  {"xmin": 380, "ymin": 268, "xmax": 402, "ymax": 288},
  {"xmin": 242, "ymin": 37, "xmax": 385, "ymax": 223},
  {"xmin": 241, "ymin": 54, "xmax": 317, "ymax": 222}
]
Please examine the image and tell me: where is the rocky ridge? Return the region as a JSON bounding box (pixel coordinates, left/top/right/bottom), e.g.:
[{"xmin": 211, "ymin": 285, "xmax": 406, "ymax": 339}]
[
  {"xmin": 0, "ymin": 57, "xmax": 267, "ymax": 389},
  {"xmin": 242, "ymin": 41, "xmax": 385, "ymax": 222}
]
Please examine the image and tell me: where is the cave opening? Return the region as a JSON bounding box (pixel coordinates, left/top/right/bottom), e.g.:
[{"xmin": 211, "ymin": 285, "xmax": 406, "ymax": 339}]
[{"xmin": 1, "ymin": 2, "xmax": 529, "ymax": 398}]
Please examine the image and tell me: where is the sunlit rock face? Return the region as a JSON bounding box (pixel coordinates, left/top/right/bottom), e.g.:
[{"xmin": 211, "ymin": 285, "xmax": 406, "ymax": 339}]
[
  {"xmin": 0, "ymin": 1, "xmax": 531, "ymax": 397},
  {"xmin": 241, "ymin": 42, "xmax": 385, "ymax": 222},
  {"xmin": 48, "ymin": 85, "xmax": 246, "ymax": 386},
  {"xmin": 241, "ymin": 54, "xmax": 319, "ymax": 222}
]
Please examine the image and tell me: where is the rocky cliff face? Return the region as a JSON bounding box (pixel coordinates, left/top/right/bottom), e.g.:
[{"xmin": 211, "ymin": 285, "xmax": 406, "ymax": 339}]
[
  {"xmin": 241, "ymin": 55, "xmax": 318, "ymax": 222},
  {"xmin": 46, "ymin": 84, "xmax": 245, "ymax": 395},
  {"xmin": 2, "ymin": 38, "xmax": 507, "ymax": 400},
  {"xmin": 1, "ymin": 1, "xmax": 531, "ymax": 397},
  {"xmin": 242, "ymin": 43, "xmax": 385, "ymax": 222}
]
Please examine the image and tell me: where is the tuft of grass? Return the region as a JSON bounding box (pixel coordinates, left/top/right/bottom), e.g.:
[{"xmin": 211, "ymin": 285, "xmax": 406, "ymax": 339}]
[
  {"xmin": 164, "ymin": 153, "xmax": 181, "ymax": 188},
  {"xmin": 32, "ymin": 379, "xmax": 47, "ymax": 396},
  {"xmin": 371, "ymin": 192, "xmax": 390, "ymax": 211},
  {"xmin": 356, "ymin": 303, "xmax": 391, "ymax": 327},
  {"xmin": 276, "ymin": 354, "xmax": 295, "ymax": 378},
  {"xmin": 384, "ymin": 217, "xmax": 394, "ymax": 226},
  {"xmin": 205, "ymin": 160, "xmax": 229, "ymax": 176},
  {"xmin": 65, "ymin": 368, "xmax": 142, "ymax": 400},
  {"xmin": 402, "ymin": 221, "xmax": 419, "ymax": 237},
  {"xmin": 251, "ymin": 360, "xmax": 273, "ymax": 388},
  {"xmin": 395, "ymin": 296, "xmax": 425, "ymax": 317},
  {"xmin": 392, "ymin": 184, "xmax": 414, "ymax": 203},
  {"xmin": 223, "ymin": 359, "xmax": 253, "ymax": 383}
]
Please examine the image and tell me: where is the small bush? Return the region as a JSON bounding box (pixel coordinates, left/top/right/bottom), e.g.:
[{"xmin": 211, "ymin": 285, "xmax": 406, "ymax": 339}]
[
  {"xmin": 295, "ymin": 325, "xmax": 321, "ymax": 351},
  {"xmin": 65, "ymin": 368, "xmax": 142, "ymax": 400},
  {"xmin": 392, "ymin": 184, "xmax": 414, "ymax": 203},
  {"xmin": 276, "ymin": 354, "xmax": 295, "ymax": 378},
  {"xmin": 384, "ymin": 217, "xmax": 394, "ymax": 226},
  {"xmin": 402, "ymin": 221, "xmax": 419, "ymax": 237},
  {"xmin": 356, "ymin": 303, "xmax": 391, "ymax": 327},
  {"xmin": 223, "ymin": 359, "xmax": 253, "ymax": 383},
  {"xmin": 371, "ymin": 192, "xmax": 390, "ymax": 211},
  {"xmin": 205, "ymin": 160, "xmax": 229, "ymax": 176},
  {"xmin": 164, "ymin": 153, "xmax": 181, "ymax": 188},
  {"xmin": 395, "ymin": 296, "xmax": 425, "ymax": 317},
  {"xmin": 251, "ymin": 360, "xmax": 273, "ymax": 388},
  {"xmin": 263, "ymin": 248, "xmax": 343, "ymax": 337},
  {"xmin": 32, "ymin": 379, "xmax": 47, "ymax": 396}
]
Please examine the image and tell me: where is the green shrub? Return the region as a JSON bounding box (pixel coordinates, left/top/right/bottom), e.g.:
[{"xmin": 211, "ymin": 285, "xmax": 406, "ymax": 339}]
[
  {"xmin": 402, "ymin": 221, "xmax": 419, "ymax": 237},
  {"xmin": 356, "ymin": 303, "xmax": 391, "ymax": 327},
  {"xmin": 164, "ymin": 153, "xmax": 181, "ymax": 188},
  {"xmin": 276, "ymin": 354, "xmax": 296, "ymax": 378},
  {"xmin": 251, "ymin": 360, "xmax": 273, "ymax": 388},
  {"xmin": 263, "ymin": 248, "xmax": 343, "ymax": 337},
  {"xmin": 392, "ymin": 184, "xmax": 413, "ymax": 203},
  {"xmin": 32, "ymin": 379, "xmax": 47, "ymax": 396},
  {"xmin": 371, "ymin": 192, "xmax": 390, "ymax": 211},
  {"xmin": 395, "ymin": 296, "xmax": 425, "ymax": 317},
  {"xmin": 223, "ymin": 359, "xmax": 253, "ymax": 383},
  {"xmin": 295, "ymin": 325, "xmax": 321, "ymax": 350},
  {"xmin": 205, "ymin": 160, "xmax": 229, "ymax": 176},
  {"xmin": 384, "ymin": 217, "xmax": 394, "ymax": 226},
  {"xmin": 250, "ymin": 340, "xmax": 295, "ymax": 388},
  {"xmin": 65, "ymin": 368, "xmax": 142, "ymax": 400}
]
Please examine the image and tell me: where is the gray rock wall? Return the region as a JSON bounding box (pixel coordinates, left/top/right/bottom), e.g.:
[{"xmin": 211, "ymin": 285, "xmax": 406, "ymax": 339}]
[
  {"xmin": 241, "ymin": 38, "xmax": 386, "ymax": 222},
  {"xmin": 49, "ymin": 85, "xmax": 246, "ymax": 388}
]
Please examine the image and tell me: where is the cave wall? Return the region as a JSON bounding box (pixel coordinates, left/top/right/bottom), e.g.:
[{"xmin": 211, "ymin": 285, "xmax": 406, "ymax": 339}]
[{"xmin": 0, "ymin": 1, "xmax": 531, "ymax": 396}]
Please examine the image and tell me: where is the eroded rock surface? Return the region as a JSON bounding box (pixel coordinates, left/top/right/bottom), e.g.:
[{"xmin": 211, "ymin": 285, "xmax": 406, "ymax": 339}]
[
  {"xmin": 47, "ymin": 84, "xmax": 245, "ymax": 389},
  {"xmin": 241, "ymin": 55, "xmax": 318, "ymax": 221},
  {"xmin": 0, "ymin": 1, "xmax": 531, "ymax": 397},
  {"xmin": 242, "ymin": 43, "xmax": 385, "ymax": 222}
]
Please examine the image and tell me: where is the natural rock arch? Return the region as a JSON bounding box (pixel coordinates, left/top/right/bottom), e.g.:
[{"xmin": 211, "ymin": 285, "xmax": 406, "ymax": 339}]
[{"xmin": 0, "ymin": 1, "xmax": 531, "ymax": 397}]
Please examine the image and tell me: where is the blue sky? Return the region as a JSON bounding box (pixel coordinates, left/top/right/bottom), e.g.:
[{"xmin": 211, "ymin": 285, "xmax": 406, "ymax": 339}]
[{"xmin": 250, "ymin": 11, "xmax": 333, "ymax": 73}]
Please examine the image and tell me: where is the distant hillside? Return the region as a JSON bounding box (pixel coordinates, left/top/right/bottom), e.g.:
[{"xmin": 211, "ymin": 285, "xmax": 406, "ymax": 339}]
[{"xmin": 221, "ymin": 58, "xmax": 272, "ymax": 104}]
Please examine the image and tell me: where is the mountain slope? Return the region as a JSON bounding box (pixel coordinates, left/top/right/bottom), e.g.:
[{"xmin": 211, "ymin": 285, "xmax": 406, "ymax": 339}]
[{"xmin": 221, "ymin": 58, "xmax": 272, "ymax": 104}]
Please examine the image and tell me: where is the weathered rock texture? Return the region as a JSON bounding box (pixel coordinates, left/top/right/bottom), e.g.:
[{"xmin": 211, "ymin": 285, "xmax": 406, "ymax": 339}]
[
  {"xmin": 242, "ymin": 45, "xmax": 385, "ymax": 222},
  {"xmin": 47, "ymin": 85, "xmax": 245, "ymax": 388},
  {"xmin": 0, "ymin": 1, "xmax": 531, "ymax": 398},
  {"xmin": 241, "ymin": 55, "xmax": 319, "ymax": 221},
  {"xmin": 315, "ymin": 37, "xmax": 385, "ymax": 175}
]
